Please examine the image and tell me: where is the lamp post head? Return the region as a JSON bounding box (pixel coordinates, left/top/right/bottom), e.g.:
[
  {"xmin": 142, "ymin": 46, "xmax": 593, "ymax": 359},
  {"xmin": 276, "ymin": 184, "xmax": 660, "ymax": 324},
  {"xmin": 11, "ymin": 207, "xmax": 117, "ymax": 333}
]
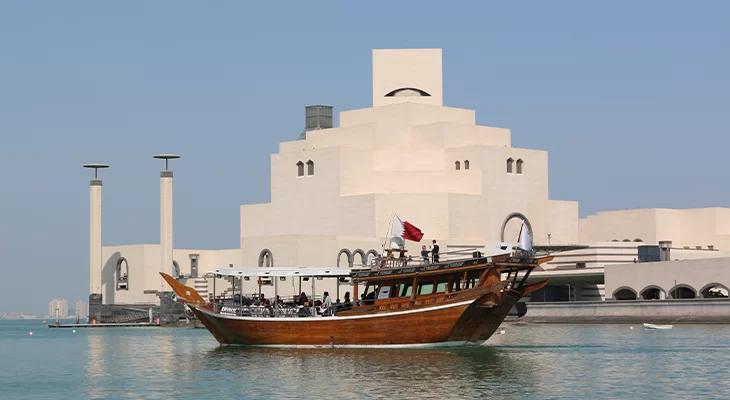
[
  {"xmin": 153, "ymin": 154, "xmax": 181, "ymax": 171},
  {"xmin": 83, "ymin": 164, "xmax": 109, "ymax": 180}
]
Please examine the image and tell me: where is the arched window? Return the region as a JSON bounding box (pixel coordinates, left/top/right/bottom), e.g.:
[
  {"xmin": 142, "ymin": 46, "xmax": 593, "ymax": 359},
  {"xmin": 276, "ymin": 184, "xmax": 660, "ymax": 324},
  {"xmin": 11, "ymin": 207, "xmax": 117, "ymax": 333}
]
[
  {"xmin": 633, "ymin": 238, "xmax": 643, "ymax": 242},
  {"xmin": 622, "ymin": 239, "xmax": 631, "ymax": 242},
  {"xmin": 455, "ymin": 161, "xmax": 460, "ymax": 170},
  {"xmin": 306, "ymin": 160, "xmax": 314, "ymax": 176},
  {"xmin": 353, "ymin": 249, "xmax": 367, "ymax": 266},
  {"xmin": 640, "ymin": 286, "xmax": 666, "ymax": 300},
  {"xmin": 669, "ymin": 285, "xmax": 697, "ymax": 299},
  {"xmin": 296, "ymin": 161, "xmax": 304, "ymax": 177},
  {"xmin": 516, "ymin": 159, "xmax": 523, "ymax": 174},
  {"xmin": 385, "ymin": 87, "xmax": 431, "ymax": 97},
  {"xmin": 612, "ymin": 287, "xmax": 638, "ymax": 300},
  {"xmin": 258, "ymin": 249, "xmax": 274, "ymax": 268},
  {"xmin": 365, "ymin": 249, "xmax": 380, "ymax": 266},
  {"xmin": 464, "ymin": 160, "xmax": 470, "ymax": 170},
  {"xmin": 172, "ymin": 261, "xmax": 180, "ymax": 277},
  {"xmin": 337, "ymin": 249, "xmax": 353, "ymax": 268},
  {"xmin": 507, "ymin": 158, "xmax": 514, "ymax": 173},
  {"xmin": 116, "ymin": 257, "xmax": 129, "ymax": 291},
  {"xmin": 700, "ymin": 283, "xmax": 729, "ymax": 298}
]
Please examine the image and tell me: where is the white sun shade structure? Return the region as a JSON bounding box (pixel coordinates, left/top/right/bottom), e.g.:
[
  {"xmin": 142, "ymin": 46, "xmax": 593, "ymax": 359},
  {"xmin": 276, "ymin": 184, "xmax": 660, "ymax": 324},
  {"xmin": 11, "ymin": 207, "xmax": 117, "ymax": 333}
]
[
  {"xmin": 212, "ymin": 267, "xmax": 354, "ymax": 303},
  {"xmin": 214, "ymin": 267, "xmax": 353, "ymax": 278}
]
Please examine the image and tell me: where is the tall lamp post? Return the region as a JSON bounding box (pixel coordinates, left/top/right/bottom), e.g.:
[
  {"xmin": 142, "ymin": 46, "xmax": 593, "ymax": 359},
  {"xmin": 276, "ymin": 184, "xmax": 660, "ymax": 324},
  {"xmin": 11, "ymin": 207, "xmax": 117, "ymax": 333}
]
[
  {"xmin": 154, "ymin": 154, "xmax": 180, "ymax": 325},
  {"xmin": 83, "ymin": 163, "xmax": 109, "ymax": 323},
  {"xmin": 153, "ymin": 154, "xmax": 180, "ymax": 290}
]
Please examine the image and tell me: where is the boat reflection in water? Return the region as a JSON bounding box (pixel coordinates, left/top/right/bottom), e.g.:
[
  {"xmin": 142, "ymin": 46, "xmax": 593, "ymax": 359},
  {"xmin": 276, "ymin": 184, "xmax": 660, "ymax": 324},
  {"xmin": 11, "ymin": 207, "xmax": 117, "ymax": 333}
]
[
  {"xmin": 198, "ymin": 345, "xmax": 540, "ymax": 399},
  {"xmin": 162, "ymin": 244, "xmax": 552, "ymax": 348}
]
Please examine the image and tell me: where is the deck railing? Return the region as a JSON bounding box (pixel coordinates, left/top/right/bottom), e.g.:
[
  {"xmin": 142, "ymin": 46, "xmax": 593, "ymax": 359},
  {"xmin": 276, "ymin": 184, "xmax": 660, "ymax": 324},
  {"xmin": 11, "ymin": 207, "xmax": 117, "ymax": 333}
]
[
  {"xmin": 377, "ymin": 247, "xmax": 485, "ymax": 269},
  {"xmin": 214, "ymin": 303, "xmax": 339, "ymax": 318}
]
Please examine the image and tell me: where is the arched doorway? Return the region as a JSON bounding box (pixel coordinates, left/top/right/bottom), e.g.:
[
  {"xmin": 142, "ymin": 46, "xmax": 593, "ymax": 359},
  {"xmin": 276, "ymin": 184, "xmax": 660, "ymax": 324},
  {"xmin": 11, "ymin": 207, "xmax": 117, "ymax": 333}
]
[
  {"xmin": 352, "ymin": 249, "xmax": 366, "ymax": 266},
  {"xmin": 669, "ymin": 285, "xmax": 697, "ymax": 299},
  {"xmin": 500, "ymin": 212, "xmax": 533, "ymax": 243},
  {"xmin": 612, "ymin": 287, "xmax": 638, "ymax": 300},
  {"xmin": 365, "ymin": 249, "xmax": 380, "ymax": 266},
  {"xmin": 700, "ymin": 283, "xmax": 729, "ymax": 298},
  {"xmin": 639, "ymin": 286, "xmax": 666, "ymax": 300},
  {"xmin": 116, "ymin": 257, "xmax": 129, "ymax": 291},
  {"xmin": 258, "ymin": 249, "xmax": 274, "ymax": 268},
  {"xmin": 337, "ymin": 249, "xmax": 353, "ymax": 268}
]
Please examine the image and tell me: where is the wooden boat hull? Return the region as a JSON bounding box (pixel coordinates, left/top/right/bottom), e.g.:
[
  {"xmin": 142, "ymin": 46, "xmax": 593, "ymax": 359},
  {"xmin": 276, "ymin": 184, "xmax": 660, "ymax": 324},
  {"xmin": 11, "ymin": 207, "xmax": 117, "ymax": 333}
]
[
  {"xmin": 193, "ymin": 301, "xmax": 472, "ymax": 347},
  {"xmin": 189, "ymin": 288, "xmax": 542, "ymax": 347},
  {"xmin": 161, "ymin": 265, "xmax": 549, "ymax": 347}
]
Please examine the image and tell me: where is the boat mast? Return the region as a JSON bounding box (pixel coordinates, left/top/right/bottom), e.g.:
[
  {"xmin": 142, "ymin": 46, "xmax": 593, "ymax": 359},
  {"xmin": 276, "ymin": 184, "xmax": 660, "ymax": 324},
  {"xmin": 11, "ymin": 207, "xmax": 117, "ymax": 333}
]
[{"xmin": 382, "ymin": 212, "xmax": 394, "ymax": 252}]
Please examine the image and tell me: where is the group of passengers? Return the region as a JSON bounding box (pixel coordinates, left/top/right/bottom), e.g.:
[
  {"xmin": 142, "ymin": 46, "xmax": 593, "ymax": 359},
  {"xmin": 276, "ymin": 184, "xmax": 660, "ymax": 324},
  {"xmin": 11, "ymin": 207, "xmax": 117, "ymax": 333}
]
[
  {"xmin": 297, "ymin": 291, "xmax": 356, "ymax": 316},
  {"xmin": 226, "ymin": 290, "xmax": 355, "ymax": 317},
  {"xmin": 420, "ymin": 240, "xmax": 440, "ymax": 264}
]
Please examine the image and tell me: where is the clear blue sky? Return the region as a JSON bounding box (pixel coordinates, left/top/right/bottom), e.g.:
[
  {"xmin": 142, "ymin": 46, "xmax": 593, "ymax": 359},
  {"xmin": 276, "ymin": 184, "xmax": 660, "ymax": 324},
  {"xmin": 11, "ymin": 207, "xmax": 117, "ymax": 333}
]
[{"xmin": 1, "ymin": 1, "xmax": 728, "ymax": 315}]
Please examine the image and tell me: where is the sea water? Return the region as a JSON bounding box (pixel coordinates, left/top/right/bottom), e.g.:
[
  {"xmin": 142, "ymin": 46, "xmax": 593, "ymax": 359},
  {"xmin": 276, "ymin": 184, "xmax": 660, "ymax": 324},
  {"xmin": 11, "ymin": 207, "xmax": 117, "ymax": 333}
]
[{"xmin": 1, "ymin": 320, "xmax": 729, "ymax": 399}]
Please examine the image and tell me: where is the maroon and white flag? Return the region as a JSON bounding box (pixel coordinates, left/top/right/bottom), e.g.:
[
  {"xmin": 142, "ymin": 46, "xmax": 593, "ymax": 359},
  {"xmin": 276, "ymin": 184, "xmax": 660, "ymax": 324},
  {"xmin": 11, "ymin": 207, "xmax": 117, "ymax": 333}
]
[{"xmin": 390, "ymin": 215, "xmax": 424, "ymax": 249}]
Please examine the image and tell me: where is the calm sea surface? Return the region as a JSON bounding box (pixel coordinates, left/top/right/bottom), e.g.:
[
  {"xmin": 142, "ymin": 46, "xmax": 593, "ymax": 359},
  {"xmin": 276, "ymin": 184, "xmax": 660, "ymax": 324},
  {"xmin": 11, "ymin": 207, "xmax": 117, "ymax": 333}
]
[{"xmin": 1, "ymin": 319, "xmax": 729, "ymax": 399}]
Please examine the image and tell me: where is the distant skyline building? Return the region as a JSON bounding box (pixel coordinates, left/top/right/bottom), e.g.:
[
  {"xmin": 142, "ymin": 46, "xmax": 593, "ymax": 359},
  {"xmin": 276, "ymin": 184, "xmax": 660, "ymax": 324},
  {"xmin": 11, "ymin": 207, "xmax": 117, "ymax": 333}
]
[
  {"xmin": 48, "ymin": 298, "xmax": 68, "ymax": 318},
  {"xmin": 75, "ymin": 300, "xmax": 87, "ymax": 318}
]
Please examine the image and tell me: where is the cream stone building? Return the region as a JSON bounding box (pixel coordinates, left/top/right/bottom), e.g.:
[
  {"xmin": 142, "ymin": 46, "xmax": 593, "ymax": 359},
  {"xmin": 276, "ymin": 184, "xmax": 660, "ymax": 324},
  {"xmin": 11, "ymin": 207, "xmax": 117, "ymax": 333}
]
[{"xmin": 95, "ymin": 49, "xmax": 730, "ymax": 307}]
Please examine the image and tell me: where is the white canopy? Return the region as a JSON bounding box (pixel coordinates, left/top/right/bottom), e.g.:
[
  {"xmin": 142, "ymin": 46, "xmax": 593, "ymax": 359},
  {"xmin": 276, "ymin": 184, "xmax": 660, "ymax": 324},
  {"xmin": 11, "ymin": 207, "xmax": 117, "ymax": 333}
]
[{"xmin": 213, "ymin": 267, "xmax": 353, "ymax": 278}]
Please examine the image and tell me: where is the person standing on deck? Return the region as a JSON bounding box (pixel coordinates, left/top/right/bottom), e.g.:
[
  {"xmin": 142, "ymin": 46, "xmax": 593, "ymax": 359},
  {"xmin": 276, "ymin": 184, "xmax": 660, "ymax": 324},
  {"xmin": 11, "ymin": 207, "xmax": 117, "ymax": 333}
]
[
  {"xmin": 421, "ymin": 245, "xmax": 429, "ymax": 264},
  {"xmin": 322, "ymin": 291, "xmax": 333, "ymax": 316},
  {"xmin": 431, "ymin": 240, "xmax": 440, "ymax": 263}
]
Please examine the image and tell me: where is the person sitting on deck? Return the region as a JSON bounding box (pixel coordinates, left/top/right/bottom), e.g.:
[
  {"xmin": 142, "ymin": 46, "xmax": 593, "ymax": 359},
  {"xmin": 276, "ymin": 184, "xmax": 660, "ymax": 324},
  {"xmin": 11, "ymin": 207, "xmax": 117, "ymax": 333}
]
[
  {"xmin": 343, "ymin": 291, "xmax": 351, "ymax": 306},
  {"xmin": 364, "ymin": 290, "xmax": 376, "ymax": 305},
  {"xmin": 322, "ymin": 291, "xmax": 333, "ymax": 316},
  {"xmin": 298, "ymin": 292, "xmax": 308, "ymax": 306},
  {"xmin": 297, "ymin": 301, "xmax": 311, "ymax": 317}
]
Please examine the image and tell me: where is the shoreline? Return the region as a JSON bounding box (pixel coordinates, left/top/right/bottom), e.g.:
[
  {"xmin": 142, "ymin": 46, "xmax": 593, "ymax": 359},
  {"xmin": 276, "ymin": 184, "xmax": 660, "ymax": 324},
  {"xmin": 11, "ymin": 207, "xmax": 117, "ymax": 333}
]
[{"xmin": 521, "ymin": 298, "xmax": 730, "ymax": 324}]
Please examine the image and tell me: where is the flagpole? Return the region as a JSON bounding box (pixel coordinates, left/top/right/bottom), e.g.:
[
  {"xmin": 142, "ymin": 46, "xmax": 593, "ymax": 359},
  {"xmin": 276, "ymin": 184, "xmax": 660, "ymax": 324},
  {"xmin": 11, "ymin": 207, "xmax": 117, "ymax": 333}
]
[{"xmin": 382, "ymin": 212, "xmax": 395, "ymax": 251}]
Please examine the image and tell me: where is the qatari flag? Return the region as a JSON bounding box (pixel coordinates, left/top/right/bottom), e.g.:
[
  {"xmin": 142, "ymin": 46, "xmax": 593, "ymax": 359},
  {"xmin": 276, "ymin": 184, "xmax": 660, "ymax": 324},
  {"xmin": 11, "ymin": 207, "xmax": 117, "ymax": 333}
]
[{"xmin": 390, "ymin": 215, "xmax": 424, "ymax": 249}]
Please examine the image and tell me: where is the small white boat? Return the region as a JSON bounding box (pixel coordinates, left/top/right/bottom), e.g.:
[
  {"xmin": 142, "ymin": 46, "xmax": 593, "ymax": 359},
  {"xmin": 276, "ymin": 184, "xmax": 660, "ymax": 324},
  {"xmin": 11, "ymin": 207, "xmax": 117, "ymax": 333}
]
[{"xmin": 643, "ymin": 323, "xmax": 673, "ymax": 330}]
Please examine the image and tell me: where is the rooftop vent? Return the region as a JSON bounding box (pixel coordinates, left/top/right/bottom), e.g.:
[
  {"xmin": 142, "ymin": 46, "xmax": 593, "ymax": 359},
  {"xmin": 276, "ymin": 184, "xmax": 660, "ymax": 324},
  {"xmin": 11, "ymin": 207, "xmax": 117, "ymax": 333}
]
[{"xmin": 297, "ymin": 105, "xmax": 333, "ymax": 140}]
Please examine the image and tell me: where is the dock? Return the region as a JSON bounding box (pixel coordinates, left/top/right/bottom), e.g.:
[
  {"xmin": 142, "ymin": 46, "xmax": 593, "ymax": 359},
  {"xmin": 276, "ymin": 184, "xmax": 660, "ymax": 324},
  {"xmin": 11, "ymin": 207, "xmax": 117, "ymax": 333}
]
[{"xmin": 47, "ymin": 322, "xmax": 160, "ymax": 328}]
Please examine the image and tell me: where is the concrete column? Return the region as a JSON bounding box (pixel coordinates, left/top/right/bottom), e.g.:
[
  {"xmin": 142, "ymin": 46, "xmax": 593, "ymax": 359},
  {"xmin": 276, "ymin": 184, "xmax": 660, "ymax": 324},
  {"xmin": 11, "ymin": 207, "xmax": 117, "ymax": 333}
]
[
  {"xmin": 154, "ymin": 154, "xmax": 180, "ymax": 293},
  {"xmin": 84, "ymin": 163, "xmax": 107, "ymax": 323},
  {"xmin": 160, "ymin": 170, "xmax": 173, "ymax": 290},
  {"xmin": 84, "ymin": 164, "xmax": 108, "ymax": 299},
  {"xmin": 90, "ymin": 179, "xmax": 103, "ymax": 294}
]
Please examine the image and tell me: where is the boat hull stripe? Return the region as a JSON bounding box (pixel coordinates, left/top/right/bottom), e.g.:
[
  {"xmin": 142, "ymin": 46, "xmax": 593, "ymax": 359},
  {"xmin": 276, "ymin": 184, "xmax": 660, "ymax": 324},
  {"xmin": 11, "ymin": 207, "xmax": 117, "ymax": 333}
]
[{"xmin": 197, "ymin": 299, "xmax": 475, "ymax": 322}]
